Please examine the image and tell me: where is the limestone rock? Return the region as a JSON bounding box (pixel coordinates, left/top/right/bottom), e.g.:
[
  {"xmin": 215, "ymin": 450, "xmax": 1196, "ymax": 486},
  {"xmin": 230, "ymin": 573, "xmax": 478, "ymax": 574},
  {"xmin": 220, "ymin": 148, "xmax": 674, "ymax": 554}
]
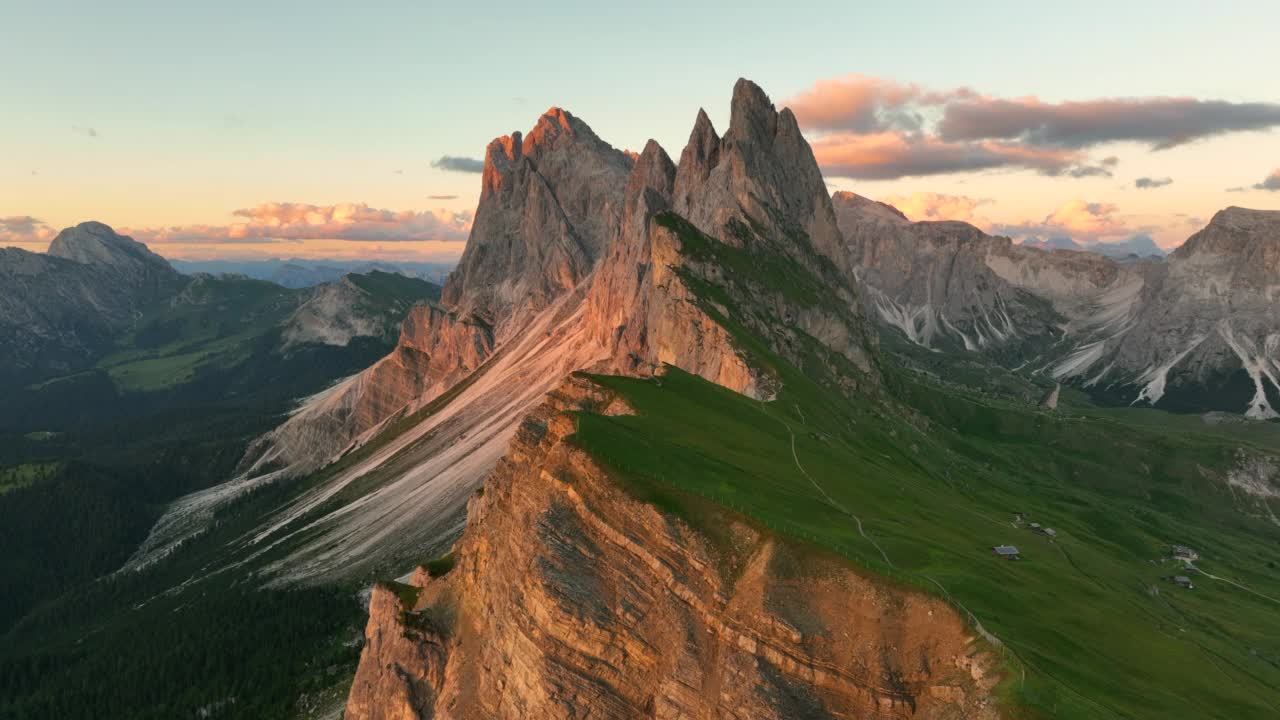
[{"xmin": 1040, "ymin": 383, "xmax": 1060, "ymax": 410}]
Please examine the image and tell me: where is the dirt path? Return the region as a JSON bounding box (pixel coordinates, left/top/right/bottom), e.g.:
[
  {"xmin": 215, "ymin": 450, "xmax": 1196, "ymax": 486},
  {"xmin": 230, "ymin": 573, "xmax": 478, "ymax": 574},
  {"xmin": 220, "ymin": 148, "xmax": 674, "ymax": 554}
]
[
  {"xmin": 764, "ymin": 402, "xmax": 895, "ymax": 568},
  {"xmin": 1196, "ymin": 569, "xmax": 1280, "ymax": 606}
]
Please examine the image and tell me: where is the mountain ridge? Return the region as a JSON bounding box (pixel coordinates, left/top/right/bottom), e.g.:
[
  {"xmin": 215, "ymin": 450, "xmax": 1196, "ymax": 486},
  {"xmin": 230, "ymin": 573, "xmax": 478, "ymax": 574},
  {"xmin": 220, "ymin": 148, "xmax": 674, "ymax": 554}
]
[{"xmin": 837, "ymin": 193, "xmax": 1280, "ymax": 418}]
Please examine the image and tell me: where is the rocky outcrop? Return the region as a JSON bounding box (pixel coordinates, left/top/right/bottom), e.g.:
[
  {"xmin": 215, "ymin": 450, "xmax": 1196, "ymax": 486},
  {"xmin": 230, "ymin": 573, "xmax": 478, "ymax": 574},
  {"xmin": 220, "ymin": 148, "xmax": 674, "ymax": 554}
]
[
  {"xmin": 247, "ymin": 109, "xmax": 634, "ymax": 471},
  {"xmin": 345, "ymin": 377, "xmax": 1000, "ymax": 720},
  {"xmin": 281, "ymin": 274, "xmax": 436, "ymax": 349},
  {"xmin": 443, "ymin": 108, "xmax": 633, "ymax": 331},
  {"xmin": 674, "ymin": 80, "xmax": 846, "ymax": 271},
  {"xmin": 584, "ymin": 139, "xmax": 765, "ymax": 398}
]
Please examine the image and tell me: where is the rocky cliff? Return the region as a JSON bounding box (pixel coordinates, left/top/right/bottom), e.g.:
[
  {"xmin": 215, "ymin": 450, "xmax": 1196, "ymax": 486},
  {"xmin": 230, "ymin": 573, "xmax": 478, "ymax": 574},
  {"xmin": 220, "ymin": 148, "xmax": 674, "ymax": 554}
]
[
  {"xmin": 833, "ymin": 191, "xmax": 1138, "ymax": 361},
  {"xmin": 345, "ymin": 376, "xmax": 999, "ymax": 720},
  {"xmin": 1103, "ymin": 207, "xmax": 1280, "ymax": 418}
]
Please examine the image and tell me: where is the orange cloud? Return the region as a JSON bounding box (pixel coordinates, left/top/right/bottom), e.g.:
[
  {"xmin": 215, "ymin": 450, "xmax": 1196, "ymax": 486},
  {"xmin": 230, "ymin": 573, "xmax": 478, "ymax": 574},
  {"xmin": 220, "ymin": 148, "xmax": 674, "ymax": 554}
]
[
  {"xmin": 785, "ymin": 74, "xmax": 970, "ymax": 134},
  {"xmin": 994, "ymin": 200, "xmax": 1146, "ymax": 245},
  {"xmin": 878, "ymin": 192, "xmax": 992, "ymax": 226},
  {"xmin": 808, "ymin": 132, "xmax": 1084, "ymax": 180},
  {"xmin": 1044, "ymin": 200, "xmax": 1125, "ymax": 236},
  {"xmin": 5, "ymin": 204, "xmax": 473, "ymax": 262},
  {"xmin": 785, "ymin": 73, "xmax": 1280, "ymax": 180},
  {"xmin": 124, "ymin": 202, "xmax": 472, "ymax": 245},
  {"xmin": 0, "ymin": 216, "xmax": 57, "ymax": 245}
]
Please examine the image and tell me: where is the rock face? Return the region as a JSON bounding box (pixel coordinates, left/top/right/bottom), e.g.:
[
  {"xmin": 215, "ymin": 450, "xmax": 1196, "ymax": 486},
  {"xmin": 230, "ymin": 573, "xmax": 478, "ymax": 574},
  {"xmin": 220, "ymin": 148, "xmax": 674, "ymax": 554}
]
[
  {"xmin": 281, "ymin": 273, "xmax": 439, "ymax": 349},
  {"xmin": 837, "ymin": 196, "xmax": 1280, "ymax": 417},
  {"xmin": 1104, "ymin": 207, "xmax": 1280, "ymax": 418},
  {"xmin": 583, "ymin": 138, "xmax": 766, "ymax": 398},
  {"xmin": 442, "ymin": 108, "xmax": 634, "ymax": 330},
  {"xmin": 0, "ymin": 222, "xmax": 183, "ymax": 384},
  {"xmin": 250, "ymin": 304, "xmax": 496, "ymax": 471},
  {"xmin": 675, "ymin": 80, "xmax": 846, "ymax": 270},
  {"xmin": 834, "ymin": 191, "xmax": 1136, "ymax": 360},
  {"xmin": 345, "ymin": 377, "xmax": 999, "ymax": 720}
]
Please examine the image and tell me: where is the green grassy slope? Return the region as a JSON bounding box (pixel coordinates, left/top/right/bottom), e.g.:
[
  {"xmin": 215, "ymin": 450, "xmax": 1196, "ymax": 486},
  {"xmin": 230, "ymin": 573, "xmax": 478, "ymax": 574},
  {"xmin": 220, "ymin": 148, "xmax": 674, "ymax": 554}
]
[{"xmin": 569, "ymin": 215, "xmax": 1280, "ymax": 719}]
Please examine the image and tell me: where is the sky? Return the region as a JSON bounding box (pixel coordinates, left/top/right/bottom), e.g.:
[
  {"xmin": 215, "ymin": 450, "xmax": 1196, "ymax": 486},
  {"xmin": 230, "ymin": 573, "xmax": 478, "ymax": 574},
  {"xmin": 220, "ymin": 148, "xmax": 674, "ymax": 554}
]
[{"xmin": 3, "ymin": 0, "xmax": 1280, "ymax": 260}]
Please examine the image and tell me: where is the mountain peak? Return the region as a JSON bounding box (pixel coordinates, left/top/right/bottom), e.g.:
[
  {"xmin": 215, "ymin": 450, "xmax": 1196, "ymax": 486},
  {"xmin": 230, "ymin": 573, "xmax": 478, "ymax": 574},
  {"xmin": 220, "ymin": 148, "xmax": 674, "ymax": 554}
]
[
  {"xmin": 672, "ymin": 109, "xmax": 721, "ymax": 213},
  {"xmin": 626, "ymin": 139, "xmax": 676, "ymax": 212},
  {"xmin": 1174, "ymin": 205, "xmax": 1280, "ymax": 265},
  {"xmin": 47, "ymin": 222, "xmax": 172, "ymax": 275},
  {"xmin": 523, "ymin": 107, "xmax": 578, "ymax": 153},
  {"xmin": 481, "ymin": 131, "xmax": 523, "ymax": 195},
  {"xmin": 673, "ymin": 77, "xmax": 844, "ymax": 269},
  {"xmin": 831, "ymin": 192, "xmax": 910, "ymax": 224},
  {"xmin": 727, "ymin": 78, "xmax": 778, "ymax": 147},
  {"xmin": 1206, "ymin": 205, "xmax": 1280, "ymax": 230}
]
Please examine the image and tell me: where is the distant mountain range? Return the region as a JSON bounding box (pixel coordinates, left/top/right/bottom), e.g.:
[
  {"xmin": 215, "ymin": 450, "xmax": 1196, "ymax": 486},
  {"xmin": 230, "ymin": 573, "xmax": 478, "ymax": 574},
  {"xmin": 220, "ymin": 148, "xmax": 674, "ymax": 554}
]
[
  {"xmin": 168, "ymin": 257, "xmax": 455, "ymax": 288},
  {"xmin": 1020, "ymin": 233, "xmax": 1168, "ymax": 258},
  {"xmin": 0, "ymin": 223, "xmax": 441, "ymax": 428},
  {"xmin": 838, "ymin": 193, "xmax": 1279, "ymax": 419}
]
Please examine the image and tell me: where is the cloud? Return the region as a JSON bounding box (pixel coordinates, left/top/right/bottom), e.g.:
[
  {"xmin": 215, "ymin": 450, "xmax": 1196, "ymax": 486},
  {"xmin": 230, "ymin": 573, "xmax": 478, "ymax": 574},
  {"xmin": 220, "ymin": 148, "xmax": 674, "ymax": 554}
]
[
  {"xmin": 72, "ymin": 126, "xmax": 99, "ymax": 139},
  {"xmin": 124, "ymin": 202, "xmax": 473, "ymax": 245},
  {"xmin": 432, "ymin": 156, "xmax": 484, "ymax": 173},
  {"xmin": 426, "ymin": 194, "xmax": 459, "ymax": 200},
  {"xmin": 808, "ymin": 132, "xmax": 1086, "ymax": 180},
  {"xmin": 1135, "ymin": 176, "xmax": 1173, "ymax": 189},
  {"xmin": 993, "ymin": 200, "xmax": 1142, "ymax": 244},
  {"xmin": 785, "ymin": 74, "xmax": 969, "ymax": 134},
  {"xmin": 877, "ymin": 192, "xmax": 992, "ymax": 225},
  {"xmin": 0, "ymin": 216, "xmax": 57, "ymax": 244},
  {"xmin": 786, "ymin": 74, "xmax": 1280, "ymax": 180},
  {"xmin": 1254, "ymin": 169, "xmax": 1280, "ymax": 191},
  {"xmin": 1064, "ymin": 163, "xmax": 1114, "ymax": 178},
  {"xmin": 938, "ymin": 97, "xmax": 1280, "ymax": 150}
]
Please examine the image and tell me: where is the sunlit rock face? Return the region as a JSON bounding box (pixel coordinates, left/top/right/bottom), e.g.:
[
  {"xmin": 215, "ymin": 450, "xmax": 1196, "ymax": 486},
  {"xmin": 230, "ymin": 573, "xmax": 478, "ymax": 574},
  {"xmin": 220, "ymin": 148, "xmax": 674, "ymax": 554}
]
[{"xmin": 345, "ymin": 377, "xmax": 1001, "ymax": 720}]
